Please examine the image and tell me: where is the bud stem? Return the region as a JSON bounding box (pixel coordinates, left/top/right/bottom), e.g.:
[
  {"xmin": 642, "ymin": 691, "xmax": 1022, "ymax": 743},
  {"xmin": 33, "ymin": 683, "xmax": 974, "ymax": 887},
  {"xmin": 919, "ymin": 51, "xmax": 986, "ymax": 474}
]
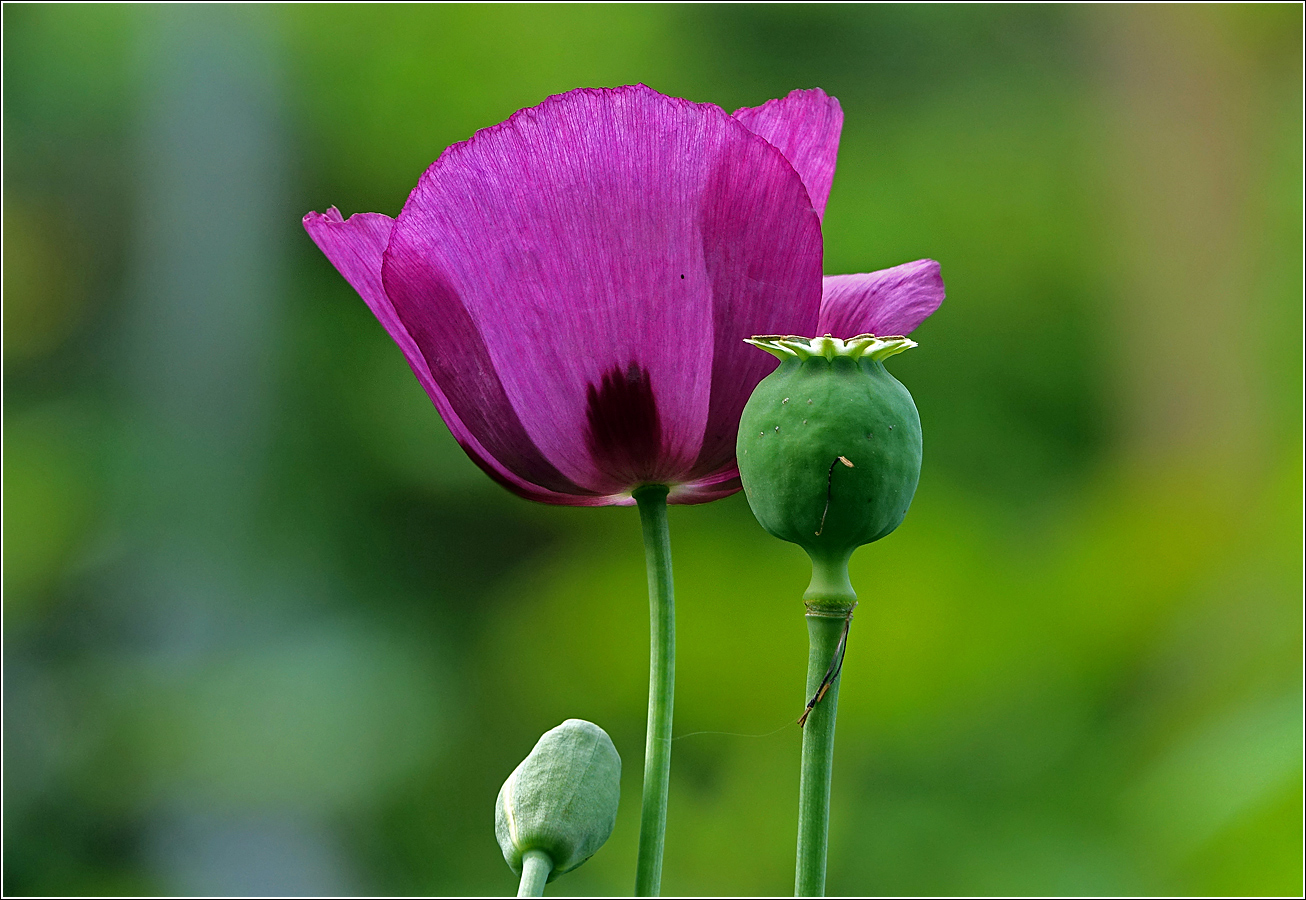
[
  {"xmin": 634, "ymin": 484, "xmax": 675, "ymax": 896},
  {"xmin": 517, "ymin": 849, "xmax": 553, "ymax": 897},
  {"xmin": 795, "ymin": 605, "xmax": 854, "ymax": 896}
]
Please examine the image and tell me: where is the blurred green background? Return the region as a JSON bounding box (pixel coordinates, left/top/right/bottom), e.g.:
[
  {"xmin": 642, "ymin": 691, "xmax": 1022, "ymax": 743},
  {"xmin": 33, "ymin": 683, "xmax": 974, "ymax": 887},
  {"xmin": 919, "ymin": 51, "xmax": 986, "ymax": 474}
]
[{"xmin": 4, "ymin": 4, "xmax": 1301, "ymax": 896}]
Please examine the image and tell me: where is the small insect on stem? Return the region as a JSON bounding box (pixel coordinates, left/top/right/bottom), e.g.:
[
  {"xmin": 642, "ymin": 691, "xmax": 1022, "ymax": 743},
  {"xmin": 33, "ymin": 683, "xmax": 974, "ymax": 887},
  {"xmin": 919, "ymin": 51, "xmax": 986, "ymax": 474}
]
[
  {"xmin": 815, "ymin": 456, "xmax": 855, "ymax": 536},
  {"xmin": 798, "ymin": 602, "xmax": 857, "ymax": 727}
]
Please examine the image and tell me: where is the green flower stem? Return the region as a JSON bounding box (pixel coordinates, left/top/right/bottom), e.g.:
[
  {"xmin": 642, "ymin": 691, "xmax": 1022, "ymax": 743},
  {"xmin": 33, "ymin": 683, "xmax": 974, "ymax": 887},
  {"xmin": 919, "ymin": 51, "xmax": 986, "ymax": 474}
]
[
  {"xmin": 517, "ymin": 849, "xmax": 552, "ymax": 897},
  {"xmin": 795, "ymin": 604, "xmax": 854, "ymax": 897},
  {"xmin": 633, "ymin": 484, "xmax": 675, "ymax": 897}
]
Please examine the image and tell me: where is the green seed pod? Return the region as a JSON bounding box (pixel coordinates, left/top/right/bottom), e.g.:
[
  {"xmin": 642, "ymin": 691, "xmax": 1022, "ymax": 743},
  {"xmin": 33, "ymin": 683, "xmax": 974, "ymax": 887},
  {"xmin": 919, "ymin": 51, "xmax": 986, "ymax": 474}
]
[
  {"xmin": 737, "ymin": 334, "xmax": 922, "ymax": 610},
  {"xmin": 494, "ymin": 718, "xmax": 622, "ymax": 884}
]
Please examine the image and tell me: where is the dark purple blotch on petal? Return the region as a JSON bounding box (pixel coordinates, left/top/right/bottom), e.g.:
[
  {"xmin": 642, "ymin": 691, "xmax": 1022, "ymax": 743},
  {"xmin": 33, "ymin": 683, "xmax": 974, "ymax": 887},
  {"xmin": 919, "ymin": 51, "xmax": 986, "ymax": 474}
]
[{"xmin": 586, "ymin": 363, "xmax": 664, "ymax": 488}]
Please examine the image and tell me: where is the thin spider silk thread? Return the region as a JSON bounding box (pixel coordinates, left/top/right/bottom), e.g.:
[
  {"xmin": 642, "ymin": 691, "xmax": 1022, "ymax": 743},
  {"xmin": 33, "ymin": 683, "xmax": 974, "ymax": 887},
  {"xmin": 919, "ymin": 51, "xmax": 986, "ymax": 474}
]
[{"xmin": 672, "ymin": 721, "xmax": 797, "ymax": 741}]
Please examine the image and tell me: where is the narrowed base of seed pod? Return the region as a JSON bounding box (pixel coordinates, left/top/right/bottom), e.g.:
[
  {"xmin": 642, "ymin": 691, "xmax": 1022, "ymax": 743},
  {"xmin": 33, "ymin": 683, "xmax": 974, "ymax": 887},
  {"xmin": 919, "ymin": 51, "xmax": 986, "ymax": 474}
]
[{"xmin": 803, "ymin": 551, "xmax": 857, "ymax": 612}]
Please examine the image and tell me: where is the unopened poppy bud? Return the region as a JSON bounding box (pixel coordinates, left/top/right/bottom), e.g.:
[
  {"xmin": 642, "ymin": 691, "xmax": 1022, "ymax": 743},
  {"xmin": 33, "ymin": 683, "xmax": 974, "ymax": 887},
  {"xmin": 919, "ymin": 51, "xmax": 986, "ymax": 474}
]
[
  {"xmin": 736, "ymin": 334, "xmax": 922, "ymax": 609},
  {"xmin": 494, "ymin": 719, "xmax": 622, "ymax": 890}
]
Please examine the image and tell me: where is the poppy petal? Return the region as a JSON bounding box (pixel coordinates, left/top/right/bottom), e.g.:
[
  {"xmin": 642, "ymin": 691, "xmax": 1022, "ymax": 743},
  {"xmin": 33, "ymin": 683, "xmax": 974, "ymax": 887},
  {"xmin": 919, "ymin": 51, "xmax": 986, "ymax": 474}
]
[
  {"xmin": 303, "ymin": 208, "xmax": 598, "ymax": 503},
  {"xmin": 733, "ymin": 88, "xmax": 843, "ymax": 220},
  {"xmin": 817, "ymin": 259, "xmax": 945, "ymax": 339},
  {"xmin": 383, "ymin": 85, "xmax": 822, "ymax": 497}
]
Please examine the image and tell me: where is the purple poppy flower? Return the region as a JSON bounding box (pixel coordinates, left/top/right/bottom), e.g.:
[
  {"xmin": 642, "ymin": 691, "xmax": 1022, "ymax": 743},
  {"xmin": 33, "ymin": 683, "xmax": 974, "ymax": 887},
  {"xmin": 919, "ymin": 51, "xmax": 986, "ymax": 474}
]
[{"xmin": 305, "ymin": 85, "xmax": 942, "ymax": 507}]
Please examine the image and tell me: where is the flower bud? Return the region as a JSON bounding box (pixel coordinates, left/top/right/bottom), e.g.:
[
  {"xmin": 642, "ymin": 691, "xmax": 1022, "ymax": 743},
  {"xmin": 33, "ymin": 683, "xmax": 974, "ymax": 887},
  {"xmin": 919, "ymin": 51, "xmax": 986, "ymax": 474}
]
[
  {"xmin": 494, "ymin": 718, "xmax": 622, "ymax": 882},
  {"xmin": 736, "ymin": 335, "xmax": 922, "ymax": 607}
]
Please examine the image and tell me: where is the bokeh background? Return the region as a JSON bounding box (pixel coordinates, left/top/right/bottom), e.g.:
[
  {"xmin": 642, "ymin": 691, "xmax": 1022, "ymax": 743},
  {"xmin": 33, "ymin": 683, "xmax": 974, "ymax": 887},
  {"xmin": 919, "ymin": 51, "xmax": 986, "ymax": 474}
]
[{"xmin": 4, "ymin": 4, "xmax": 1302, "ymax": 896}]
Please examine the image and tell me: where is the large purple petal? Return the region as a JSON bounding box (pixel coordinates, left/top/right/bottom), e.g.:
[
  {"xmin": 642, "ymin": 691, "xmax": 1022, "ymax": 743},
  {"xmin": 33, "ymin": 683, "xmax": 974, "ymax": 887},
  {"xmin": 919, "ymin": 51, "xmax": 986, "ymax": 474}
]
[
  {"xmin": 669, "ymin": 465, "xmax": 741, "ymax": 505},
  {"xmin": 732, "ymin": 88, "xmax": 843, "ymax": 220},
  {"xmin": 688, "ymin": 130, "xmax": 824, "ymax": 482},
  {"xmin": 383, "ymin": 85, "xmax": 822, "ymax": 498},
  {"xmin": 304, "ymin": 208, "xmax": 600, "ymax": 504},
  {"xmin": 817, "ymin": 259, "xmax": 945, "ymax": 338}
]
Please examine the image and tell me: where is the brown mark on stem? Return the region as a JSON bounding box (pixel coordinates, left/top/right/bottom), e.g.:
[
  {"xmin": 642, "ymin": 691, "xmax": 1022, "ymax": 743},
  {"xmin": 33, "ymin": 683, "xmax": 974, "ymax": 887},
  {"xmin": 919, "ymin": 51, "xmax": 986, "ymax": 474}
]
[{"xmin": 798, "ymin": 602, "xmax": 857, "ymax": 727}]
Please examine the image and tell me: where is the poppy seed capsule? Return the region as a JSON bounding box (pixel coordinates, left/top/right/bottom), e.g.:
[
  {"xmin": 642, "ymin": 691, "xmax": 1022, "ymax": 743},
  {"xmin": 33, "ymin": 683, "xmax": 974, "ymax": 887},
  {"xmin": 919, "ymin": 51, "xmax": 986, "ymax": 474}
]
[
  {"xmin": 737, "ymin": 334, "xmax": 922, "ymax": 610},
  {"xmin": 495, "ymin": 719, "xmax": 621, "ymax": 883}
]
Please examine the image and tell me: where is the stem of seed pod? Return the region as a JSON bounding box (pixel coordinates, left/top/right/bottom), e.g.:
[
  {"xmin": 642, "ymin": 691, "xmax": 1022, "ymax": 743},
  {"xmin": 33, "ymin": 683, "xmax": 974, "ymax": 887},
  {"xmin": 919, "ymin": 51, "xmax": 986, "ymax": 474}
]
[
  {"xmin": 517, "ymin": 849, "xmax": 553, "ymax": 897},
  {"xmin": 795, "ymin": 604, "xmax": 855, "ymax": 896},
  {"xmin": 634, "ymin": 484, "xmax": 675, "ymax": 897}
]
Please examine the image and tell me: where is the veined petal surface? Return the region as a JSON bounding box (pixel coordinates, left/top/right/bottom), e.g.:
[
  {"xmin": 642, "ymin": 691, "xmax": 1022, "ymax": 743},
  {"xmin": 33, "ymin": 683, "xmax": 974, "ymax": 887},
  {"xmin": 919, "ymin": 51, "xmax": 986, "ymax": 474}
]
[
  {"xmin": 732, "ymin": 88, "xmax": 843, "ymax": 220},
  {"xmin": 304, "ymin": 208, "xmax": 598, "ymax": 504},
  {"xmin": 383, "ymin": 85, "xmax": 822, "ymax": 499},
  {"xmin": 817, "ymin": 259, "xmax": 945, "ymax": 339}
]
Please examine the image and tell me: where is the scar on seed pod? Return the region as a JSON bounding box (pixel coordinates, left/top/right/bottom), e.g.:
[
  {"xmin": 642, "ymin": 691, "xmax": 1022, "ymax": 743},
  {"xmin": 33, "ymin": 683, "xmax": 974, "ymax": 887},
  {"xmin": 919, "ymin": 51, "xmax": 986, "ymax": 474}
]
[
  {"xmin": 783, "ymin": 398, "xmax": 789, "ymax": 404},
  {"xmin": 816, "ymin": 456, "xmax": 856, "ymax": 536}
]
